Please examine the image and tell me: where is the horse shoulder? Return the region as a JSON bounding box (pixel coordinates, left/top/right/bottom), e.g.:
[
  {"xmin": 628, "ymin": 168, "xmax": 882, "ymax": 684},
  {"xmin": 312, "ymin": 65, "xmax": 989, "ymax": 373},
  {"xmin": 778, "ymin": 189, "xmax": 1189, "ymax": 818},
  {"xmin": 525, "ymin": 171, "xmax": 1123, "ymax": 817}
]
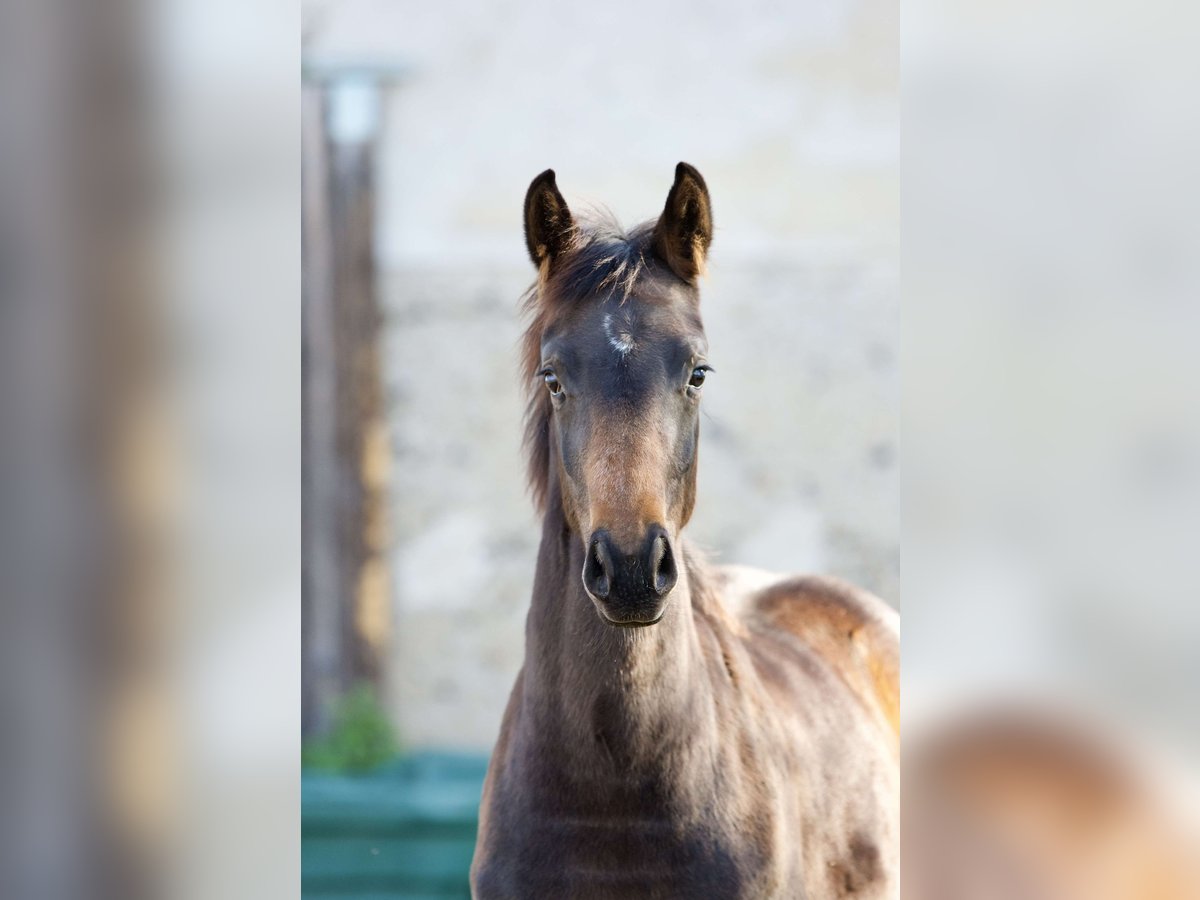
[{"xmin": 715, "ymin": 565, "xmax": 899, "ymax": 746}]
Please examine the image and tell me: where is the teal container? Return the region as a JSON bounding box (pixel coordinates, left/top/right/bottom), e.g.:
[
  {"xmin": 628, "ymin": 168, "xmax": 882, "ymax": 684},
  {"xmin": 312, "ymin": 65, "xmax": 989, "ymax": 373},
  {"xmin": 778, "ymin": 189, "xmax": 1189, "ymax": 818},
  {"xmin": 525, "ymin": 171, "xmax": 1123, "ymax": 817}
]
[{"xmin": 302, "ymin": 752, "xmax": 489, "ymax": 898}]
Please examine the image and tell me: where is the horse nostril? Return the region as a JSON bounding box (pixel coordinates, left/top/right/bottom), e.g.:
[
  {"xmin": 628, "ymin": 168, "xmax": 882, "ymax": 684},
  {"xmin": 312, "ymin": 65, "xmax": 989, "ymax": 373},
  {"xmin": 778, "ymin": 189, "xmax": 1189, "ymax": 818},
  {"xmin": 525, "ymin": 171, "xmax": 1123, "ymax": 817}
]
[
  {"xmin": 650, "ymin": 534, "xmax": 677, "ymax": 596},
  {"xmin": 584, "ymin": 535, "xmax": 612, "ymax": 600}
]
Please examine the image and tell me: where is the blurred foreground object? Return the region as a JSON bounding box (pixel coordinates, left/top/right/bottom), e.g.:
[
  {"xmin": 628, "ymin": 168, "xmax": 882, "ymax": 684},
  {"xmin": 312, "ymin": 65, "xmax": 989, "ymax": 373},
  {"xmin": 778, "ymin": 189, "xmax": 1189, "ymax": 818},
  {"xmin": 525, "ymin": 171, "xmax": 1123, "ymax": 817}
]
[
  {"xmin": 905, "ymin": 708, "xmax": 1200, "ymax": 900},
  {"xmin": 0, "ymin": 0, "xmax": 165, "ymax": 895},
  {"xmin": 905, "ymin": 4, "xmax": 1200, "ymax": 896},
  {"xmin": 1, "ymin": 0, "xmax": 298, "ymax": 897}
]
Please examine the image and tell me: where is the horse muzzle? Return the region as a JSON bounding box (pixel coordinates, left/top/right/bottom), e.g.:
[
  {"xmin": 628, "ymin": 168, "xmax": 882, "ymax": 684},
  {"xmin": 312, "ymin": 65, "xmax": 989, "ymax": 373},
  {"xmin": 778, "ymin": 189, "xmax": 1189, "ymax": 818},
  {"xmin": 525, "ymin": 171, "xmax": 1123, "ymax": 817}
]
[{"xmin": 582, "ymin": 525, "xmax": 678, "ymax": 626}]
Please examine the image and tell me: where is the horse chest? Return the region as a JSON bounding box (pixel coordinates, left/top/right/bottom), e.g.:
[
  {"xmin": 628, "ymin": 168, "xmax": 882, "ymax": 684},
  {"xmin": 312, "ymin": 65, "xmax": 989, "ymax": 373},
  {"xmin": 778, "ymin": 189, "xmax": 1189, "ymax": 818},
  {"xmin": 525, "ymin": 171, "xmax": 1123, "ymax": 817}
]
[{"xmin": 474, "ymin": 798, "xmax": 791, "ymax": 900}]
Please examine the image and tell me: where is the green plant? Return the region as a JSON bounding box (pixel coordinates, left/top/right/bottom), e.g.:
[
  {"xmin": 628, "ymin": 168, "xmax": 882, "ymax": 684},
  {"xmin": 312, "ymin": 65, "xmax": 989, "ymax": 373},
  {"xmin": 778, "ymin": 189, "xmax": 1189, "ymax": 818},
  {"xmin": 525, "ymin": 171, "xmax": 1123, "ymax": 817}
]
[{"xmin": 302, "ymin": 683, "xmax": 399, "ymax": 773}]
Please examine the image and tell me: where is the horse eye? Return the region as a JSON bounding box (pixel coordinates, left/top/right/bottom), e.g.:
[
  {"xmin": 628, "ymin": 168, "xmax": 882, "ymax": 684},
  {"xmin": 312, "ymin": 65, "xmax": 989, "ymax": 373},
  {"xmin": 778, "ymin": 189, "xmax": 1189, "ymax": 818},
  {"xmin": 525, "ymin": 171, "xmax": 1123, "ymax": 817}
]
[
  {"xmin": 543, "ymin": 372, "xmax": 563, "ymax": 395},
  {"xmin": 688, "ymin": 366, "xmax": 709, "ymax": 389}
]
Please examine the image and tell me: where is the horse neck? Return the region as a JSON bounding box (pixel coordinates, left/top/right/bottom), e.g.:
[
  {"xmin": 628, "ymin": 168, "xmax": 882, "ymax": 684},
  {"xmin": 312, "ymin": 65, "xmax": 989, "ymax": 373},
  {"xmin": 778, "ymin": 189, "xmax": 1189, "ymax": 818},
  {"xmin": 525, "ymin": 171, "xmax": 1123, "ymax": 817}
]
[{"xmin": 521, "ymin": 493, "xmax": 715, "ymax": 773}]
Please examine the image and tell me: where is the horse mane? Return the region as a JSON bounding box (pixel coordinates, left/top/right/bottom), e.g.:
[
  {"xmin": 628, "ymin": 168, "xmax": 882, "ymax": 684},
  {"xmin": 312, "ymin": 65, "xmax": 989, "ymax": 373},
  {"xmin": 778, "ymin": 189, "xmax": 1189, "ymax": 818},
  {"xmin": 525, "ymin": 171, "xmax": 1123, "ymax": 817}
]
[{"xmin": 519, "ymin": 210, "xmax": 659, "ymax": 511}]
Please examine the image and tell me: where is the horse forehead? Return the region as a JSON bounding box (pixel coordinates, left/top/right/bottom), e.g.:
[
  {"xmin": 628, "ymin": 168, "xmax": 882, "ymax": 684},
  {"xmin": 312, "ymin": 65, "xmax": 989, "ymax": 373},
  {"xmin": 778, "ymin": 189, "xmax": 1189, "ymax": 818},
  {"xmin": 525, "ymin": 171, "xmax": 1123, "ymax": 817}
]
[
  {"xmin": 588, "ymin": 297, "xmax": 694, "ymax": 353},
  {"xmin": 591, "ymin": 309, "xmax": 684, "ymax": 377}
]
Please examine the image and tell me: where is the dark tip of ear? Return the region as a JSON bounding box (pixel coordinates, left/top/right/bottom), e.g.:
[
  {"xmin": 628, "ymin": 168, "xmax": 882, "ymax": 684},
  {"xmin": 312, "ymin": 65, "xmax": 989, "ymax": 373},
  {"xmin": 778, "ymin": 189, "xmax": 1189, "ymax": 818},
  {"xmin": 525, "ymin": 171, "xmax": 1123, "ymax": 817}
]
[
  {"xmin": 531, "ymin": 168, "xmax": 557, "ymax": 190},
  {"xmin": 673, "ymin": 161, "xmax": 707, "ymax": 191}
]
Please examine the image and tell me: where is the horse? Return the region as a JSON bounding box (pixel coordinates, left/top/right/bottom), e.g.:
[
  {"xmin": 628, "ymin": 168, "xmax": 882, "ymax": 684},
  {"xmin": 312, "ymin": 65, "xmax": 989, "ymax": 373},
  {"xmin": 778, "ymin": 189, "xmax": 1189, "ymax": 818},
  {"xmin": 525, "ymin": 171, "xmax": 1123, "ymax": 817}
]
[{"xmin": 470, "ymin": 163, "xmax": 900, "ymax": 899}]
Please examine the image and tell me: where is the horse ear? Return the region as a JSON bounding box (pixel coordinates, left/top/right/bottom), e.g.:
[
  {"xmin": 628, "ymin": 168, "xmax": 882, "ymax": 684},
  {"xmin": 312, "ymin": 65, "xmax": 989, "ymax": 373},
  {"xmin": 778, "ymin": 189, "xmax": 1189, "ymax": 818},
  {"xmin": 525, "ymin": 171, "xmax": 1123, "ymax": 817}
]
[
  {"xmin": 652, "ymin": 162, "xmax": 713, "ymax": 283},
  {"xmin": 524, "ymin": 169, "xmax": 575, "ymax": 271}
]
